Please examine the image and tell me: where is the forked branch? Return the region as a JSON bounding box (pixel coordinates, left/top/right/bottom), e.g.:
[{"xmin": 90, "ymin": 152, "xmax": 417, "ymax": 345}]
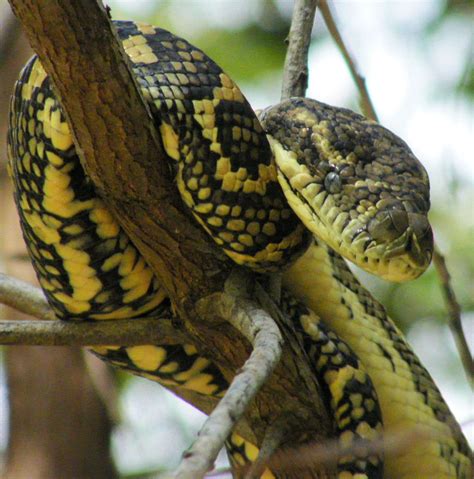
[{"xmin": 174, "ymin": 293, "xmax": 283, "ymax": 479}]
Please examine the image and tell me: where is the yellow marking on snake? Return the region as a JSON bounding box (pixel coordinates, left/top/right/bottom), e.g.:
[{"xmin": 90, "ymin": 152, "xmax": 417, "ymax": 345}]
[
  {"xmin": 127, "ymin": 346, "xmax": 167, "ymax": 371},
  {"xmin": 159, "ymin": 122, "xmax": 180, "ymax": 160}
]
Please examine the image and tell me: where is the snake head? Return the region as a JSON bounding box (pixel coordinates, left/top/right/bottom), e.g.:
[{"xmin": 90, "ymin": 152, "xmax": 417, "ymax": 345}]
[{"xmin": 259, "ymin": 98, "xmax": 433, "ymax": 282}]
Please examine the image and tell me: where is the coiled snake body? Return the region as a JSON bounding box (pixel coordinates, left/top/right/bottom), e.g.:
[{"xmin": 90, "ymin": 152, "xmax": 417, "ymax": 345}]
[{"xmin": 7, "ymin": 21, "xmax": 471, "ymax": 478}]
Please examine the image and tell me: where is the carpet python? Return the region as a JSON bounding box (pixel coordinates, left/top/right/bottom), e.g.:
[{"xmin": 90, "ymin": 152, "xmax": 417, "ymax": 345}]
[{"xmin": 7, "ymin": 20, "xmax": 471, "ymax": 478}]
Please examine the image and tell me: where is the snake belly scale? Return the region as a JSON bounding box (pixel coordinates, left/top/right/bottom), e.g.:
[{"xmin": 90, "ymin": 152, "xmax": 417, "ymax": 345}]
[{"xmin": 7, "ymin": 20, "xmax": 471, "ymax": 478}]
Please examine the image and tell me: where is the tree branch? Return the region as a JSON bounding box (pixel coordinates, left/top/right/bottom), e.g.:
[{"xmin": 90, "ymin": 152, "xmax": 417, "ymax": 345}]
[
  {"xmin": 243, "ymin": 414, "xmax": 293, "ymax": 479},
  {"xmin": 246, "ymin": 426, "xmax": 428, "ymax": 477},
  {"xmin": 319, "ymin": 0, "xmax": 378, "ymax": 121},
  {"xmin": 320, "ymin": 0, "xmax": 472, "ymax": 385},
  {"xmin": 0, "ymin": 274, "xmax": 188, "ymax": 346},
  {"xmin": 0, "ymin": 318, "xmax": 183, "ymax": 346},
  {"xmin": 8, "ymin": 0, "xmax": 230, "ymax": 311},
  {"xmin": 174, "ymin": 295, "xmax": 283, "ymax": 478},
  {"xmin": 432, "ymin": 248, "xmax": 474, "ymax": 386},
  {"xmin": 281, "ymin": 0, "xmax": 318, "ymax": 100},
  {"xmin": 0, "ymin": 273, "xmax": 55, "ymax": 321}
]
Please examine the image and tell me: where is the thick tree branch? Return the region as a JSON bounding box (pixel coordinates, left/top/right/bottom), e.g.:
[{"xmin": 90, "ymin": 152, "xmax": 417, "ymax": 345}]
[
  {"xmin": 320, "ymin": 0, "xmax": 472, "ymax": 386},
  {"xmin": 281, "ymin": 0, "xmax": 318, "ymax": 100},
  {"xmin": 8, "ymin": 0, "xmax": 230, "ymax": 312}
]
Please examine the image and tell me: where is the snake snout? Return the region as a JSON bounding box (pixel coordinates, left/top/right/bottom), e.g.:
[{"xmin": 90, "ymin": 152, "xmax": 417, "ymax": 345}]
[
  {"xmin": 368, "ymin": 209, "xmax": 433, "ymax": 273},
  {"xmin": 406, "ymin": 212, "xmax": 433, "ymax": 266},
  {"xmin": 368, "ymin": 209, "xmax": 410, "ymax": 242}
]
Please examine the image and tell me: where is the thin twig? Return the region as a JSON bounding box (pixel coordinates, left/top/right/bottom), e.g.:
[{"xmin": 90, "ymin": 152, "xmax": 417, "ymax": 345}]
[
  {"xmin": 244, "ymin": 415, "xmax": 292, "ymax": 479},
  {"xmin": 272, "ymin": 0, "xmax": 315, "ymax": 327},
  {"xmin": 0, "ymin": 273, "xmax": 188, "ymax": 347},
  {"xmin": 320, "ymin": 0, "xmax": 472, "ymax": 385},
  {"xmin": 172, "ymin": 293, "xmax": 283, "ymax": 479},
  {"xmin": 432, "ymin": 247, "xmax": 473, "ymax": 386},
  {"xmin": 209, "ymin": 426, "xmax": 431, "ymax": 478},
  {"xmin": 319, "ymin": 0, "xmax": 378, "ymax": 121},
  {"xmin": 0, "ymin": 318, "xmax": 184, "ymax": 346},
  {"xmin": 0, "ymin": 273, "xmax": 56, "ymax": 320},
  {"xmin": 281, "ymin": 0, "xmax": 319, "ymax": 100}
]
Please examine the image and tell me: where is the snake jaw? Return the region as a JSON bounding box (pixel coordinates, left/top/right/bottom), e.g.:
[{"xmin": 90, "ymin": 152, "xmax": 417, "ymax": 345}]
[
  {"xmin": 266, "ymin": 141, "xmax": 433, "ymax": 281},
  {"xmin": 365, "ymin": 228, "xmax": 433, "ymax": 282}
]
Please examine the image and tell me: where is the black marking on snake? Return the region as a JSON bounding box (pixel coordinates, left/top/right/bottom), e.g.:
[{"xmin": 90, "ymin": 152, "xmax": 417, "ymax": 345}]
[
  {"xmin": 375, "ymin": 341, "xmax": 396, "ymax": 372},
  {"xmin": 280, "ymin": 291, "xmax": 384, "ymax": 477}
]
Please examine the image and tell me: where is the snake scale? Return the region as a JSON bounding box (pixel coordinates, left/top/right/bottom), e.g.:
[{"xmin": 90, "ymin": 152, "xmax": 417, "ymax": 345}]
[{"xmin": 7, "ymin": 20, "xmax": 471, "ymax": 478}]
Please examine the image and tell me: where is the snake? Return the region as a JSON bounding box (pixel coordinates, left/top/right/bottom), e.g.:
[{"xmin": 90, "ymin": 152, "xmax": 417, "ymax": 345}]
[{"xmin": 7, "ymin": 20, "xmax": 471, "ymax": 478}]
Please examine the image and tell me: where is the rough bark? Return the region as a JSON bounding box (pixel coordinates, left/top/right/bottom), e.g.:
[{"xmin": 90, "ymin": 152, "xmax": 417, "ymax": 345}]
[
  {"xmin": 174, "ymin": 295, "xmax": 284, "ymax": 478},
  {"xmin": 9, "ymin": 0, "xmax": 231, "ymax": 309}
]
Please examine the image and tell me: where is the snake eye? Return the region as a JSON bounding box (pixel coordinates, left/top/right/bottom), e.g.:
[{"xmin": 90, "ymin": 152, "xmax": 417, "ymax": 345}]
[{"xmin": 324, "ymin": 171, "xmax": 342, "ymax": 194}]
